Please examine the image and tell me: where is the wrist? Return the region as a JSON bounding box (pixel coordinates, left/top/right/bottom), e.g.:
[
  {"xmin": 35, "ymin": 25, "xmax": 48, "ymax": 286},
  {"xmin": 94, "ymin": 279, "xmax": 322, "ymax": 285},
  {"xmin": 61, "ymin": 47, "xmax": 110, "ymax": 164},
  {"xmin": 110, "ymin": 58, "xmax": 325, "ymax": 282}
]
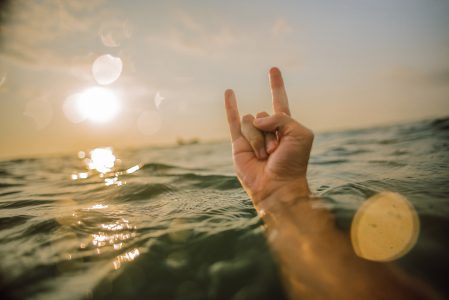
[{"xmin": 254, "ymin": 177, "xmax": 311, "ymax": 212}]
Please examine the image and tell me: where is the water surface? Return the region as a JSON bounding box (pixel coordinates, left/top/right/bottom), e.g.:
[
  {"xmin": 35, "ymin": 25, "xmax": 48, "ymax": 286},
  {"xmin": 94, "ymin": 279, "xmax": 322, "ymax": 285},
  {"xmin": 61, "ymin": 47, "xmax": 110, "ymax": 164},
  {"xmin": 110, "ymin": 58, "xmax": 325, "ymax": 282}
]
[{"xmin": 1, "ymin": 118, "xmax": 448, "ymax": 299}]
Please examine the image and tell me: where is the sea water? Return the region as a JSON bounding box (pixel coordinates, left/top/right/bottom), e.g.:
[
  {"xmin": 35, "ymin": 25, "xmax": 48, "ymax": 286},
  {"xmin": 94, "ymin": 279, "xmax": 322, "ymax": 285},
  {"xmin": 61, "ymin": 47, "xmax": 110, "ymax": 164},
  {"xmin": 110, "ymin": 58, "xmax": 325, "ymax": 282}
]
[{"xmin": 0, "ymin": 117, "xmax": 448, "ymax": 299}]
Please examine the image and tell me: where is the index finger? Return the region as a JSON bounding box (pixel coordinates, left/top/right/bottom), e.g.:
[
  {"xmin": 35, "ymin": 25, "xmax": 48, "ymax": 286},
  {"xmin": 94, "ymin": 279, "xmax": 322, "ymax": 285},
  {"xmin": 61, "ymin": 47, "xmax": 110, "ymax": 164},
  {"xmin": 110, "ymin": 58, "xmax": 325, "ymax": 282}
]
[
  {"xmin": 224, "ymin": 89, "xmax": 242, "ymax": 141},
  {"xmin": 269, "ymin": 67, "xmax": 291, "ymax": 116}
]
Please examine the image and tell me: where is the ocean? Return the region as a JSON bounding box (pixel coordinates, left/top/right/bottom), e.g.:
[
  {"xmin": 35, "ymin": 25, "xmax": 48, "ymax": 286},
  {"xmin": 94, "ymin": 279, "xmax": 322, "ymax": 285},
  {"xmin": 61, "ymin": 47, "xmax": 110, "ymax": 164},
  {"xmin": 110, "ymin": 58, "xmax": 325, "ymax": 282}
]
[{"xmin": 0, "ymin": 117, "xmax": 448, "ymax": 299}]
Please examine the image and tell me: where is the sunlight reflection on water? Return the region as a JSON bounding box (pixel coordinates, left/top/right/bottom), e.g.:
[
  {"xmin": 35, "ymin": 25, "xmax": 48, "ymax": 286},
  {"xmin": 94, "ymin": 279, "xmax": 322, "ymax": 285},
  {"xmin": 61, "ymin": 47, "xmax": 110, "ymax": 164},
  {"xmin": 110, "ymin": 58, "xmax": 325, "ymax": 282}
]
[
  {"xmin": 90, "ymin": 204, "xmax": 109, "ymax": 210},
  {"xmin": 88, "ymin": 148, "xmax": 116, "ymax": 173},
  {"xmin": 113, "ymin": 249, "xmax": 140, "ymax": 270},
  {"xmin": 68, "ymin": 147, "xmax": 143, "ymax": 271},
  {"xmin": 70, "ymin": 148, "xmax": 142, "ymax": 189}
]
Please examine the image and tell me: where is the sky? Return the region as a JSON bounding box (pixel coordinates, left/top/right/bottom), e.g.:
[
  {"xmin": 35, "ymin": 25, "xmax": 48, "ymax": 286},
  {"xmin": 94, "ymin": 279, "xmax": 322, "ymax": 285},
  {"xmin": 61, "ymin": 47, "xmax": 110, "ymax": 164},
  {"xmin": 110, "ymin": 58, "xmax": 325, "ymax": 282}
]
[{"xmin": 0, "ymin": 0, "xmax": 448, "ymax": 159}]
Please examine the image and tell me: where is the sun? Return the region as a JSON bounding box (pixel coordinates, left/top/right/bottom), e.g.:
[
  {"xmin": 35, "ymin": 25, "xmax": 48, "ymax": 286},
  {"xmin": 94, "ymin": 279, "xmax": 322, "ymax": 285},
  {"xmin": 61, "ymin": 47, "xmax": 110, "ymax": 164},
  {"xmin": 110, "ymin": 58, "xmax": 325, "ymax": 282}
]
[{"xmin": 77, "ymin": 87, "xmax": 120, "ymax": 123}]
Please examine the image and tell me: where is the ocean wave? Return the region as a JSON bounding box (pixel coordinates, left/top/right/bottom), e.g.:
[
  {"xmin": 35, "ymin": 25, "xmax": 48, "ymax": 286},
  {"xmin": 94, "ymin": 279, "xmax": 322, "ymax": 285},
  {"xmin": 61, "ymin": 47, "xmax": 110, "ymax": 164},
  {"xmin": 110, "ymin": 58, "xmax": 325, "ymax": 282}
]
[
  {"xmin": 0, "ymin": 215, "xmax": 31, "ymax": 230},
  {"xmin": 172, "ymin": 173, "xmax": 241, "ymax": 190},
  {"xmin": 114, "ymin": 183, "xmax": 174, "ymax": 202},
  {"xmin": 429, "ymin": 117, "xmax": 449, "ymax": 131},
  {"xmin": 0, "ymin": 199, "xmax": 54, "ymax": 209},
  {"xmin": 23, "ymin": 218, "xmax": 60, "ymax": 236},
  {"xmin": 141, "ymin": 162, "xmax": 177, "ymax": 171},
  {"xmin": 310, "ymin": 158, "xmax": 349, "ymax": 165},
  {"xmin": 0, "ymin": 182, "xmax": 24, "ymax": 188},
  {"xmin": 1, "ymin": 117, "xmax": 448, "ymax": 299}
]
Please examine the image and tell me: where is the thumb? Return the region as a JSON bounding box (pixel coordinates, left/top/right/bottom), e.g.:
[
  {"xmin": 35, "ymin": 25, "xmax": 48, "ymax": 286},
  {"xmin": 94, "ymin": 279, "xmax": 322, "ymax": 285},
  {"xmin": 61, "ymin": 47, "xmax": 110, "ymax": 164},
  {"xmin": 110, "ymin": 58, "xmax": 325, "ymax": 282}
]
[{"xmin": 253, "ymin": 112, "xmax": 293, "ymax": 133}]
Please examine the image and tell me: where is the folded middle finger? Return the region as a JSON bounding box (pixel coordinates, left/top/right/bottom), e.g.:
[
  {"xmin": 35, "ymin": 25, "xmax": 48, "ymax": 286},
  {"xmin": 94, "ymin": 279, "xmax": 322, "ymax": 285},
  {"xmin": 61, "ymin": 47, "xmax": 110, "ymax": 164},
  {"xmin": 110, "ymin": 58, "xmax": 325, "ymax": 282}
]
[
  {"xmin": 256, "ymin": 112, "xmax": 278, "ymax": 154},
  {"xmin": 241, "ymin": 114, "xmax": 268, "ymax": 160}
]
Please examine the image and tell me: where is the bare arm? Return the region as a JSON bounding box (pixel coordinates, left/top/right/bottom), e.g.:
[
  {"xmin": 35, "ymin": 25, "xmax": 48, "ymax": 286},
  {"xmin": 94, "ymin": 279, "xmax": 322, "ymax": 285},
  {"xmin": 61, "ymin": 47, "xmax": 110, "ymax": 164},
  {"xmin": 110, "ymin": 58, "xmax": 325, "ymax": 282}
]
[
  {"xmin": 258, "ymin": 189, "xmax": 438, "ymax": 299},
  {"xmin": 224, "ymin": 67, "xmax": 440, "ymax": 300}
]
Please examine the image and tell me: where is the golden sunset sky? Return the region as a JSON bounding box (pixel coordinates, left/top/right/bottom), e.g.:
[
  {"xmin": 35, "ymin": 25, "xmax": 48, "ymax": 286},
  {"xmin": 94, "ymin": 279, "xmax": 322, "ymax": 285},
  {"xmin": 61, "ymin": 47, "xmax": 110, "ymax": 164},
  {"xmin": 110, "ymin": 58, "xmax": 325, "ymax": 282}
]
[{"xmin": 0, "ymin": 0, "xmax": 448, "ymax": 159}]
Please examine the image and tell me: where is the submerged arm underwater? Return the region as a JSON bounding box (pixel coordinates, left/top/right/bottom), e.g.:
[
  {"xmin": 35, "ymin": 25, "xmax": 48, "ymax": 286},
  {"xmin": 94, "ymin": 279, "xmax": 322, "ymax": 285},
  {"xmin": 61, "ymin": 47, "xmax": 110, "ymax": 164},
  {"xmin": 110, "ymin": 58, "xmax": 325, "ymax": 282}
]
[{"xmin": 224, "ymin": 67, "xmax": 440, "ymax": 300}]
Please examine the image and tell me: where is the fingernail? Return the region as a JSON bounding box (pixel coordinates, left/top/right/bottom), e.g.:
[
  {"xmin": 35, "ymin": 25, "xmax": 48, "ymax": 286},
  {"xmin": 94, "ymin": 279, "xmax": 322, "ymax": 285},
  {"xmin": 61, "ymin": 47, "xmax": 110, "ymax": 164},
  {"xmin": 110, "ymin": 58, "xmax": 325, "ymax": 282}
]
[
  {"xmin": 258, "ymin": 148, "xmax": 268, "ymax": 160},
  {"xmin": 269, "ymin": 67, "xmax": 280, "ymax": 75}
]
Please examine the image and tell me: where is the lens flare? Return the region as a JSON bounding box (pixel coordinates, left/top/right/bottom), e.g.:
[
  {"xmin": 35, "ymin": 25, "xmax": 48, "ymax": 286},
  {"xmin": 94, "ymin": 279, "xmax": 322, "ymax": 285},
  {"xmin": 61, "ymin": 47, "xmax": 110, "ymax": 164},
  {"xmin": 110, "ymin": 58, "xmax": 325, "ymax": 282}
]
[
  {"xmin": 154, "ymin": 91, "xmax": 165, "ymax": 109},
  {"xmin": 92, "ymin": 54, "xmax": 123, "ymax": 85},
  {"xmin": 351, "ymin": 192, "xmax": 420, "ymax": 262},
  {"xmin": 126, "ymin": 165, "xmax": 140, "ymax": 174}
]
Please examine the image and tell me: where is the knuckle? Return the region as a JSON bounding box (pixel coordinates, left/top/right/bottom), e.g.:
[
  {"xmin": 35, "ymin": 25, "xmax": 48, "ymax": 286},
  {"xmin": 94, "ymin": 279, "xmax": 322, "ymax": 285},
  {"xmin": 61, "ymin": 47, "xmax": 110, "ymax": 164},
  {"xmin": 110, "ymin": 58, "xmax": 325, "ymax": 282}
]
[
  {"xmin": 244, "ymin": 131, "xmax": 264, "ymax": 147},
  {"xmin": 242, "ymin": 114, "xmax": 254, "ymax": 122},
  {"xmin": 304, "ymin": 128, "xmax": 314, "ymax": 140},
  {"xmin": 274, "ymin": 112, "xmax": 288, "ymax": 119},
  {"xmin": 228, "ymin": 113, "xmax": 238, "ymax": 122},
  {"xmin": 256, "ymin": 111, "xmax": 269, "ymax": 118}
]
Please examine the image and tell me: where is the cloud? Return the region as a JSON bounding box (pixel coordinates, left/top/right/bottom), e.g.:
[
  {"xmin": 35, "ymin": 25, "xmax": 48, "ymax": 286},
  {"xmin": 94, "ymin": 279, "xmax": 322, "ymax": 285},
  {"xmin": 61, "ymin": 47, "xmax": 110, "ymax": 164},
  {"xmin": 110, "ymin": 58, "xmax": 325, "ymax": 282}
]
[
  {"xmin": 0, "ymin": 41, "xmax": 99, "ymax": 82},
  {"xmin": 145, "ymin": 11, "xmax": 238, "ymax": 56},
  {"xmin": 3, "ymin": 0, "xmax": 102, "ymax": 43},
  {"xmin": 0, "ymin": 0, "xmax": 114, "ymax": 73},
  {"xmin": 99, "ymin": 19, "xmax": 132, "ymax": 48},
  {"xmin": 143, "ymin": 12, "xmax": 298, "ymax": 67}
]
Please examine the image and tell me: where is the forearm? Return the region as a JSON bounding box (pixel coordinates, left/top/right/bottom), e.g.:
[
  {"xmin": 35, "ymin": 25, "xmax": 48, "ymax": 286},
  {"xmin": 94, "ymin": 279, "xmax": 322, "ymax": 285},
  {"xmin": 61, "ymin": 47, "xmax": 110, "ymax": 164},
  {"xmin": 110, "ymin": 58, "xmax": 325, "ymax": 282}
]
[
  {"xmin": 255, "ymin": 182, "xmax": 440, "ymax": 300},
  {"xmin": 224, "ymin": 67, "xmax": 439, "ymax": 299}
]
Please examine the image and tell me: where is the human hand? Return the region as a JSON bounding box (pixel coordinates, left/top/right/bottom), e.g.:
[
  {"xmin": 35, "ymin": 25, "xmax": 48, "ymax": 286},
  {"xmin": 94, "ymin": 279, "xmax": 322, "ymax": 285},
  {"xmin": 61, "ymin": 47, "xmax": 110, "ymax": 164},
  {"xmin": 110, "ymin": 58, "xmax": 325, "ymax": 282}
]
[{"xmin": 224, "ymin": 67, "xmax": 314, "ymax": 207}]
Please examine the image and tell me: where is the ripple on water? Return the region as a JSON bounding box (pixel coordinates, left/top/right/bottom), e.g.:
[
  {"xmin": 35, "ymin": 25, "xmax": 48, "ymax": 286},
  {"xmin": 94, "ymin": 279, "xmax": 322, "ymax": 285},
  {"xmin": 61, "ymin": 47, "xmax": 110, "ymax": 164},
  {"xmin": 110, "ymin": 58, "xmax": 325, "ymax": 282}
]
[
  {"xmin": 0, "ymin": 215, "xmax": 31, "ymax": 230},
  {"xmin": 1, "ymin": 118, "xmax": 449, "ymax": 299},
  {"xmin": 0, "ymin": 199, "xmax": 54, "ymax": 209},
  {"xmin": 173, "ymin": 173, "xmax": 241, "ymax": 190},
  {"xmin": 113, "ymin": 183, "xmax": 174, "ymax": 202}
]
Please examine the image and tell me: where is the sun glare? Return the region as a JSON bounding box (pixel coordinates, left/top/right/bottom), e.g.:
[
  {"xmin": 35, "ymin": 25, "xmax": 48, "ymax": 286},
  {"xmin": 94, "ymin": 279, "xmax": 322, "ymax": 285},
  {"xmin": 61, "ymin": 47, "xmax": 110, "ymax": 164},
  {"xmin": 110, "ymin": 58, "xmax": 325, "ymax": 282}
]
[{"xmin": 77, "ymin": 87, "xmax": 120, "ymax": 123}]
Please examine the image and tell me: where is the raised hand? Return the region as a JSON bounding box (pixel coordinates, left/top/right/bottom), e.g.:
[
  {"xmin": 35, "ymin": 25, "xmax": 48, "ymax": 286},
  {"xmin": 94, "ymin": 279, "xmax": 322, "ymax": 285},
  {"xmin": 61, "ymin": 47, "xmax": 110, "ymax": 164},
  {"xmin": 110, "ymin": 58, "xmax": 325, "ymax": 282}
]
[
  {"xmin": 224, "ymin": 67, "xmax": 314, "ymax": 206},
  {"xmin": 225, "ymin": 68, "xmax": 440, "ymax": 300}
]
